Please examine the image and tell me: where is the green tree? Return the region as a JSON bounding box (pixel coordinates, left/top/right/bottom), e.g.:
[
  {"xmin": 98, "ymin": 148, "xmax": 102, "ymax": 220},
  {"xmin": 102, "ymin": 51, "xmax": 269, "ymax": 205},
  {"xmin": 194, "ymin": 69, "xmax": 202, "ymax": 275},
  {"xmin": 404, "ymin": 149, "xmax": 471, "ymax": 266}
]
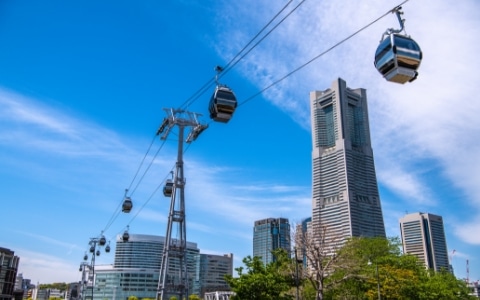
[
  {"xmin": 328, "ymin": 237, "xmax": 474, "ymax": 300},
  {"xmin": 188, "ymin": 294, "xmax": 201, "ymax": 300},
  {"xmin": 225, "ymin": 250, "xmax": 294, "ymax": 300},
  {"xmin": 417, "ymin": 269, "xmax": 473, "ymax": 299},
  {"xmin": 39, "ymin": 282, "xmax": 68, "ymax": 291}
]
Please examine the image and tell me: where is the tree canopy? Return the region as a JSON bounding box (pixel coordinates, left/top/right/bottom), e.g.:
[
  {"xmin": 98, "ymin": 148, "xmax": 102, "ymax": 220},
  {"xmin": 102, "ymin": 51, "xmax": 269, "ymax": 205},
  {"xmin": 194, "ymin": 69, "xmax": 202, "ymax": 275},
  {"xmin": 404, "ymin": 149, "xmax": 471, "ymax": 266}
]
[
  {"xmin": 226, "ymin": 236, "xmax": 474, "ymax": 300},
  {"xmin": 225, "ymin": 249, "xmax": 295, "ymax": 300}
]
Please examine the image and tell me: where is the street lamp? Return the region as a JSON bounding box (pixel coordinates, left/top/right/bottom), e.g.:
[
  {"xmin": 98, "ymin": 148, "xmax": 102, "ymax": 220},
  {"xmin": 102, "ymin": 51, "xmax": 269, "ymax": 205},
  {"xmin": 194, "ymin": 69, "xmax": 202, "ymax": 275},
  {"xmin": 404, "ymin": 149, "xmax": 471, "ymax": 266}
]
[
  {"xmin": 368, "ymin": 260, "xmax": 381, "ymax": 300},
  {"xmin": 294, "ymin": 247, "xmax": 303, "ymax": 300}
]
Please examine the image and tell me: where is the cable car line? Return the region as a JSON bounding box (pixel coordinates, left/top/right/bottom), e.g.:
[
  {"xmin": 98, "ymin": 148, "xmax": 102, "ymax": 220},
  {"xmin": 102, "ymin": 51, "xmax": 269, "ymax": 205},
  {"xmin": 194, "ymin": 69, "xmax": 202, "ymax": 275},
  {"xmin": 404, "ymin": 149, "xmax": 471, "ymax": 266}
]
[
  {"xmin": 180, "ymin": 0, "xmax": 305, "ymax": 111},
  {"xmin": 121, "ymin": 142, "xmax": 193, "ymax": 232},
  {"xmin": 128, "ymin": 138, "xmax": 169, "ymax": 196},
  {"xmin": 125, "ymin": 143, "xmax": 193, "ymax": 225},
  {"xmin": 218, "ymin": 0, "xmax": 307, "ymax": 84},
  {"xmin": 103, "ymin": 162, "xmax": 175, "ymax": 242},
  {"xmin": 208, "ymin": 0, "xmax": 309, "ymax": 123},
  {"xmin": 102, "ymin": 136, "xmax": 169, "ymax": 233},
  {"xmin": 125, "ymin": 134, "xmax": 159, "ymax": 195},
  {"xmin": 103, "ymin": 129, "xmax": 194, "ymax": 236},
  {"xmin": 118, "ymin": 0, "xmax": 308, "ymax": 228},
  {"xmin": 238, "ymin": 0, "xmax": 410, "ymax": 107}
]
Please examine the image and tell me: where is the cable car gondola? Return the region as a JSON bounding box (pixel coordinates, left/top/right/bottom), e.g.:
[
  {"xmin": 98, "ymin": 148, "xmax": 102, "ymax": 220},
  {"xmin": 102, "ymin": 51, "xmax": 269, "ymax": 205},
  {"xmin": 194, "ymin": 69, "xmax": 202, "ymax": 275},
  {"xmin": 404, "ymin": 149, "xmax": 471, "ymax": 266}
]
[
  {"xmin": 99, "ymin": 234, "xmax": 107, "ymax": 246},
  {"xmin": 122, "ymin": 196, "xmax": 133, "ymax": 213},
  {"xmin": 122, "ymin": 230, "xmax": 130, "ymax": 242},
  {"xmin": 209, "ymin": 85, "xmax": 238, "ymax": 123},
  {"xmin": 374, "ymin": 6, "xmax": 422, "ymax": 84},
  {"xmin": 163, "ymin": 179, "xmax": 174, "ymax": 197},
  {"xmin": 122, "ymin": 225, "xmax": 130, "ymax": 242},
  {"xmin": 208, "ymin": 66, "xmax": 238, "ymax": 123}
]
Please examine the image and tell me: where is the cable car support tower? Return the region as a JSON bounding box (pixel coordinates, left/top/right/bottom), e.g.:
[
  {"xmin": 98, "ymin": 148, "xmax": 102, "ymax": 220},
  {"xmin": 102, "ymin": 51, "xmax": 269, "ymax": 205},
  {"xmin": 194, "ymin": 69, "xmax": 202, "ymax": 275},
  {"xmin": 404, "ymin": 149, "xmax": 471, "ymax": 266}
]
[{"xmin": 156, "ymin": 108, "xmax": 208, "ymax": 300}]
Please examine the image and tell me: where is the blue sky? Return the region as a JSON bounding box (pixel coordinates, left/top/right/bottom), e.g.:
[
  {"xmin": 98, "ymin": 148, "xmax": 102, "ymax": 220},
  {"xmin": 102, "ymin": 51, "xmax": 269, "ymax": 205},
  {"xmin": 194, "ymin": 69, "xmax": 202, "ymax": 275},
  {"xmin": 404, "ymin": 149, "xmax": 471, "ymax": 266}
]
[{"xmin": 1, "ymin": 0, "xmax": 479, "ymax": 284}]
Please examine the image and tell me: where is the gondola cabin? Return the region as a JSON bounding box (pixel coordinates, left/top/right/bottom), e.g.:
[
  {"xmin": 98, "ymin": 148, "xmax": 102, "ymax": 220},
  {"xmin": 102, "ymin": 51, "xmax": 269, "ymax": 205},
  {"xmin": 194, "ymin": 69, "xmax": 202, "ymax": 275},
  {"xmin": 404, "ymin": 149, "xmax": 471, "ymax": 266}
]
[
  {"xmin": 122, "ymin": 196, "xmax": 133, "ymax": 213},
  {"xmin": 99, "ymin": 235, "xmax": 107, "ymax": 246},
  {"xmin": 122, "ymin": 231, "xmax": 130, "ymax": 242},
  {"xmin": 163, "ymin": 179, "xmax": 174, "ymax": 197},
  {"xmin": 374, "ymin": 33, "xmax": 422, "ymax": 84},
  {"xmin": 209, "ymin": 86, "xmax": 237, "ymax": 123}
]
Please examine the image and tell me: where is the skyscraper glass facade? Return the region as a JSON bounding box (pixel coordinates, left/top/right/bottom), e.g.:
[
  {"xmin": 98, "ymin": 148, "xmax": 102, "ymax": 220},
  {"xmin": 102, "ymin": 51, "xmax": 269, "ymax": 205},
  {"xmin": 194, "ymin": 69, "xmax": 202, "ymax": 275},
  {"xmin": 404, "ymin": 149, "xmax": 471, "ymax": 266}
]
[
  {"xmin": 310, "ymin": 78, "xmax": 386, "ymax": 248},
  {"xmin": 253, "ymin": 218, "xmax": 291, "ymax": 265}
]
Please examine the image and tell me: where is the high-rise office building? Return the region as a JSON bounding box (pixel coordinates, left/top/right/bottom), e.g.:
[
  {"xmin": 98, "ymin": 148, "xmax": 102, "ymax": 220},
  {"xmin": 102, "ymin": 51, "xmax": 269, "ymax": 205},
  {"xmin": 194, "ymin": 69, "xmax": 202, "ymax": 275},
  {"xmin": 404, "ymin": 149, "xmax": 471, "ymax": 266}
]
[
  {"xmin": 253, "ymin": 218, "xmax": 291, "ymax": 265},
  {"xmin": 193, "ymin": 253, "xmax": 233, "ymax": 297},
  {"xmin": 91, "ymin": 234, "xmax": 200, "ymax": 300},
  {"xmin": 399, "ymin": 212, "xmax": 450, "ymax": 272},
  {"xmin": 0, "ymin": 247, "xmax": 20, "ymax": 300},
  {"xmin": 310, "ymin": 78, "xmax": 385, "ymax": 247}
]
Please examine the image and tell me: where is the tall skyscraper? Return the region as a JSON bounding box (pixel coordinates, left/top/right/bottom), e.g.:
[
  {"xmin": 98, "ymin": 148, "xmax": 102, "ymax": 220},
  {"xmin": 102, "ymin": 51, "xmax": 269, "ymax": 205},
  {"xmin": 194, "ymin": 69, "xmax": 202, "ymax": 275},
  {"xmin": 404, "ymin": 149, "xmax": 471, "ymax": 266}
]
[
  {"xmin": 310, "ymin": 78, "xmax": 385, "ymax": 247},
  {"xmin": 253, "ymin": 218, "xmax": 291, "ymax": 265},
  {"xmin": 399, "ymin": 212, "xmax": 450, "ymax": 272}
]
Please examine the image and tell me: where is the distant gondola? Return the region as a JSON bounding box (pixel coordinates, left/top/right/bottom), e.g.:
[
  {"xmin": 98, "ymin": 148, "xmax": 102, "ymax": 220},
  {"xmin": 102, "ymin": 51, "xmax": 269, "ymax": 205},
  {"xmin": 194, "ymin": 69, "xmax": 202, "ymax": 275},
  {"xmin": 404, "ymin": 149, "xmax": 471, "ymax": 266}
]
[
  {"xmin": 163, "ymin": 179, "xmax": 174, "ymax": 197},
  {"xmin": 122, "ymin": 196, "xmax": 133, "ymax": 213},
  {"xmin": 99, "ymin": 235, "xmax": 107, "ymax": 246},
  {"xmin": 122, "ymin": 230, "xmax": 130, "ymax": 242},
  {"xmin": 374, "ymin": 6, "xmax": 422, "ymax": 84}
]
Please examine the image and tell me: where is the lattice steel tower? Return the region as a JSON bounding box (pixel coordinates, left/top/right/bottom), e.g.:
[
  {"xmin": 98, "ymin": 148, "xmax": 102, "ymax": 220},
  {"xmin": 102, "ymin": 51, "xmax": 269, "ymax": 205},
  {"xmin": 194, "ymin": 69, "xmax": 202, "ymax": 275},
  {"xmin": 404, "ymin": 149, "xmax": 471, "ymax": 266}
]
[{"xmin": 156, "ymin": 108, "xmax": 208, "ymax": 300}]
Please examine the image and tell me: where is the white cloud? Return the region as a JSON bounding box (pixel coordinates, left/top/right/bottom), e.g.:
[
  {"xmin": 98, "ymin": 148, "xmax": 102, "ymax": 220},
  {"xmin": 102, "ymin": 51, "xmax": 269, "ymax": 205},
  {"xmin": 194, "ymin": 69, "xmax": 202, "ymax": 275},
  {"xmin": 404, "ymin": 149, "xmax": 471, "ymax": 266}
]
[
  {"xmin": 15, "ymin": 231, "xmax": 80, "ymax": 253},
  {"xmin": 378, "ymin": 166, "xmax": 434, "ymax": 206},
  {"xmin": 0, "ymin": 87, "xmax": 131, "ymax": 159},
  {"xmin": 15, "ymin": 248, "xmax": 81, "ymax": 284},
  {"xmin": 454, "ymin": 217, "xmax": 480, "ymax": 245}
]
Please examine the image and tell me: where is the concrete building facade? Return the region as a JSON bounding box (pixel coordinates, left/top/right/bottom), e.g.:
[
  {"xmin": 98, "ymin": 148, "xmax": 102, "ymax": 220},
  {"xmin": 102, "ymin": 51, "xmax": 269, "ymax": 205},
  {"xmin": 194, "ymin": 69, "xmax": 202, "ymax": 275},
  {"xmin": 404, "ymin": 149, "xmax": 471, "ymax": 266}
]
[
  {"xmin": 193, "ymin": 253, "xmax": 233, "ymax": 297},
  {"xmin": 399, "ymin": 212, "xmax": 450, "ymax": 272}
]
